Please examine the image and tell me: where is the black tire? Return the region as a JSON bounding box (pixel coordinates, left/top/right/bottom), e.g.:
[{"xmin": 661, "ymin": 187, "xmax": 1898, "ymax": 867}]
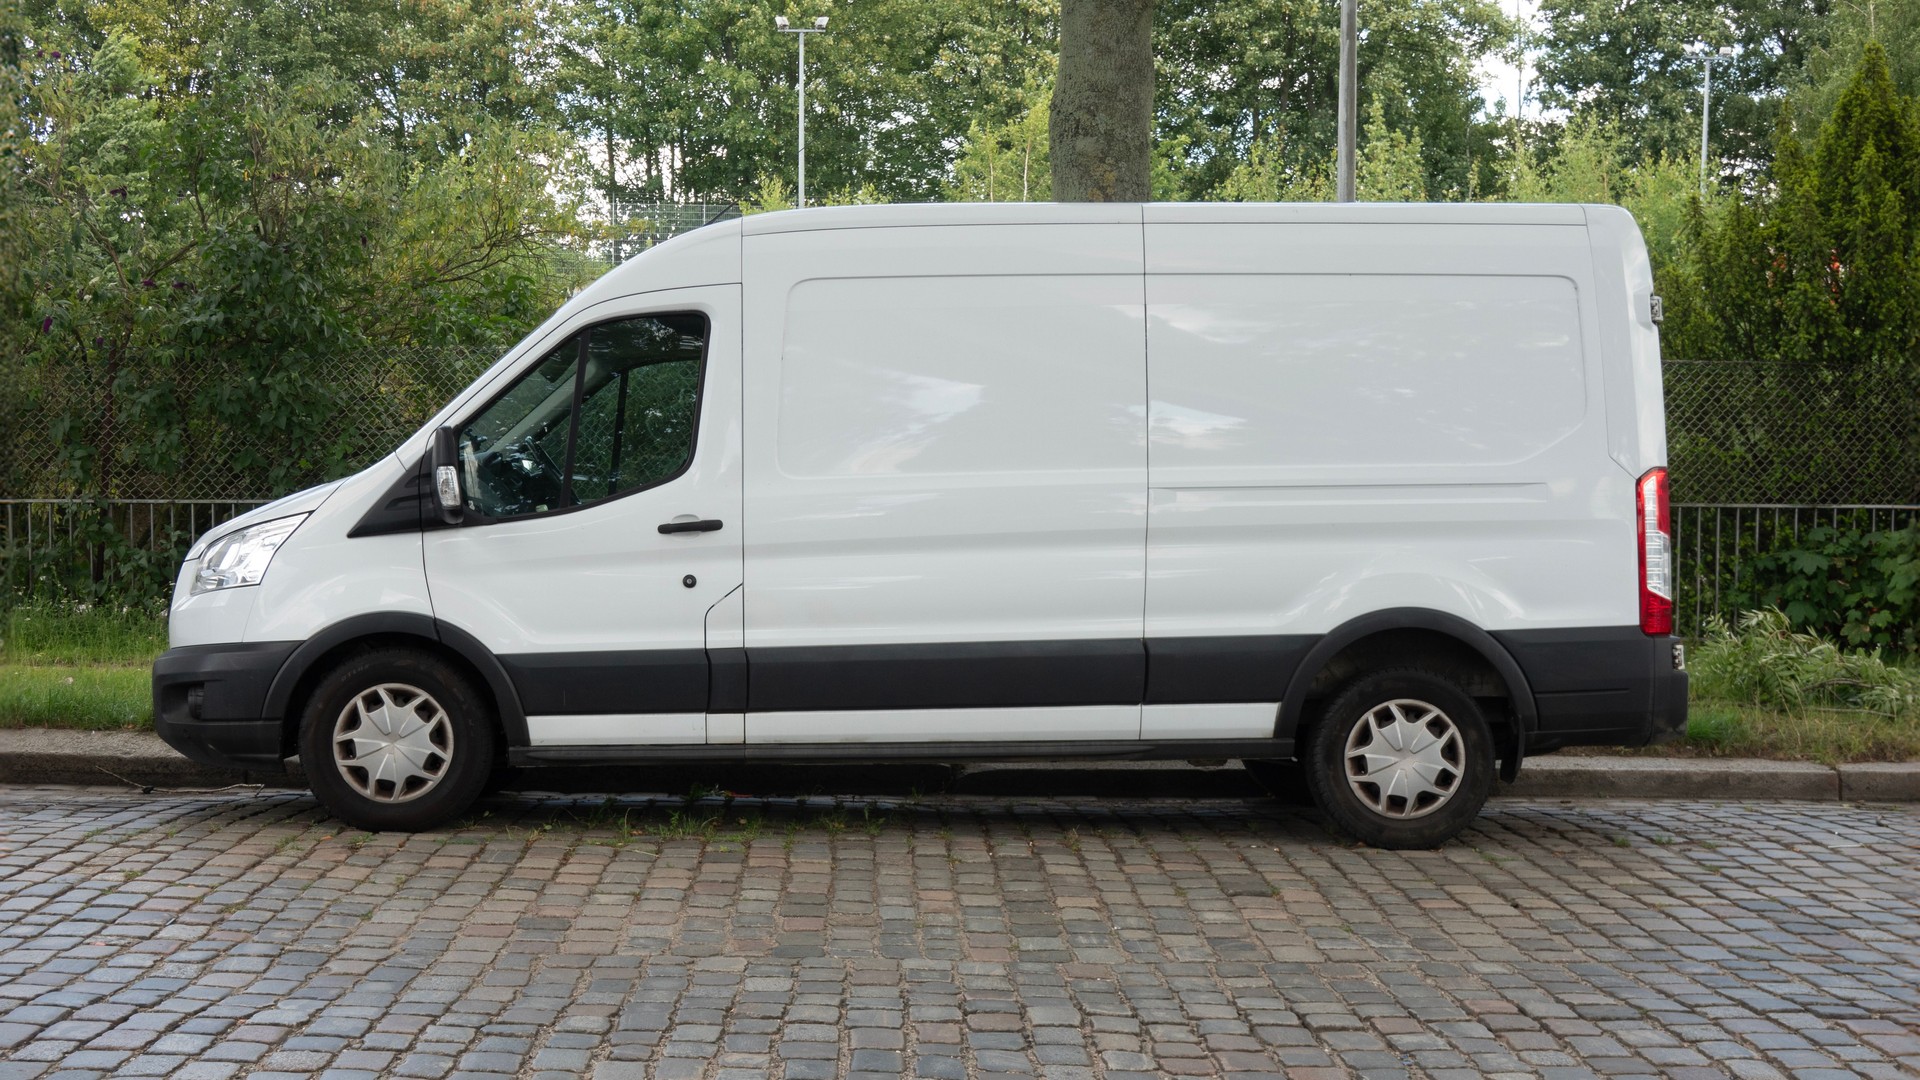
[
  {"xmin": 298, "ymin": 649, "xmax": 498, "ymax": 831},
  {"xmin": 1241, "ymin": 759, "xmax": 1316, "ymax": 806},
  {"xmin": 1302, "ymin": 669, "xmax": 1495, "ymax": 849}
]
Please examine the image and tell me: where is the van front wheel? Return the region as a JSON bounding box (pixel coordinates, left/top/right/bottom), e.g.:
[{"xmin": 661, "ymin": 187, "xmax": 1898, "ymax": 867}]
[
  {"xmin": 298, "ymin": 649, "xmax": 497, "ymax": 832},
  {"xmin": 1303, "ymin": 669, "xmax": 1495, "ymax": 849}
]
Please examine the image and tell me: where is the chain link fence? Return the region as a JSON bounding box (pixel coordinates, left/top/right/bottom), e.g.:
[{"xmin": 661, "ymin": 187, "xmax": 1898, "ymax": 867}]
[
  {"xmin": 0, "ymin": 343, "xmax": 505, "ymax": 502},
  {"xmin": 1663, "ymin": 360, "xmax": 1920, "ymax": 505}
]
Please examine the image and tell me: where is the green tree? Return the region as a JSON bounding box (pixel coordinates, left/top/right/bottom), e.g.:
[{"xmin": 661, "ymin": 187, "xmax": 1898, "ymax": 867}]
[
  {"xmin": 1156, "ymin": 0, "xmax": 1510, "ymax": 201},
  {"xmin": 949, "ymin": 93, "xmax": 1052, "ymax": 202},
  {"xmin": 552, "ymin": 0, "xmax": 1059, "ymax": 204},
  {"xmin": 2, "ymin": 9, "xmax": 585, "ymax": 503},
  {"xmin": 1211, "ymin": 136, "xmax": 1329, "ymax": 202},
  {"xmin": 1357, "ymin": 99, "xmax": 1426, "ymax": 200},
  {"xmin": 1663, "ymin": 41, "xmax": 1920, "ymax": 502},
  {"xmin": 1793, "ymin": 0, "xmax": 1920, "ymax": 135},
  {"xmin": 1533, "ymin": 0, "xmax": 1832, "ymax": 174}
]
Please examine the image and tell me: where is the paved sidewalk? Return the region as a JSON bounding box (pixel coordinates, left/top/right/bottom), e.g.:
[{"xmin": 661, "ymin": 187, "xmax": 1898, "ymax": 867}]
[{"xmin": 1, "ymin": 787, "xmax": 1917, "ymax": 1079}]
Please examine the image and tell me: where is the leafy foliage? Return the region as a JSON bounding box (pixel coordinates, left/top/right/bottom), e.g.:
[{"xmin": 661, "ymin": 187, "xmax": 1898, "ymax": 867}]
[
  {"xmin": 1533, "ymin": 0, "xmax": 1831, "ymax": 175},
  {"xmin": 1657, "ymin": 42, "xmax": 1920, "ymax": 503},
  {"xmin": 1690, "ymin": 608, "xmax": 1920, "ymax": 717},
  {"xmin": 1155, "ymin": 0, "xmax": 1511, "ymax": 201},
  {"xmin": 1720, "ymin": 526, "xmax": 1920, "ymax": 652},
  {"xmin": 949, "ymin": 93, "xmax": 1053, "ymax": 203},
  {"xmin": 1, "ymin": 10, "xmax": 590, "ymax": 503}
]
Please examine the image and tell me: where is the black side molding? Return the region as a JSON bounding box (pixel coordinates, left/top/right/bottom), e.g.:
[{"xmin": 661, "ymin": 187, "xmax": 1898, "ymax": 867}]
[{"xmin": 747, "ymin": 639, "xmax": 1145, "ymax": 712}]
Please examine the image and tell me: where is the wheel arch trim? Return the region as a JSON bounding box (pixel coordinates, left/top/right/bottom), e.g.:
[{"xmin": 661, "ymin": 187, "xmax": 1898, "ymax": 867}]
[
  {"xmin": 1277, "ymin": 608, "xmax": 1537, "ymax": 770},
  {"xmin": 262, "ymin": 613, "xmax": 531, "ymax": 748}
]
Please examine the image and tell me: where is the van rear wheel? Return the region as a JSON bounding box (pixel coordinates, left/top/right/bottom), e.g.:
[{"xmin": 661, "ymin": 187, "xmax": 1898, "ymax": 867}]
[
  {"xmin": 1303, "ymin": 669, "xmax": 1494, "ymax": 849},
  {"xmin": 298, "ymin": 649, "xmax": 496, "ymax": 832}
]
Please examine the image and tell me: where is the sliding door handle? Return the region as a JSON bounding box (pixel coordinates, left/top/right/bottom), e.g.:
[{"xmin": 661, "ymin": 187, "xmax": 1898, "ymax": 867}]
[{"xmin": 658, "ymin": 518, "xmax": 724, "ymax": 534}]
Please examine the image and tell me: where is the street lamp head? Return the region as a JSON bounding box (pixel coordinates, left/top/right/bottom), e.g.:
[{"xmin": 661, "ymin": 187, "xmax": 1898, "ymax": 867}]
[
  {"xmin": 814, "ymin": 16, "xmax": 829, "ymax": 29},
  {"xmin": 1717, "ymin": 45, "xmax": 1735, "ymax": 57},
  {"xmin": 774, "ymin": 15, "xmax": 789, "ymax": 29}
]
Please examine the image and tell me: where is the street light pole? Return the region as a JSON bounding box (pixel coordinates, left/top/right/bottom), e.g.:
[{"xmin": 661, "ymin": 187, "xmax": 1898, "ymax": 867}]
[
  {"xmin": 775, "ymin": 15, "xmax": 830, "ymax": 208},
  {"xmin": 1336, "ymin": 0, "xmax": 1357, "ymax": 201},
  {"xmin": 1690, "ymin": 45, "xmax": 1735, "ymax": 198}
]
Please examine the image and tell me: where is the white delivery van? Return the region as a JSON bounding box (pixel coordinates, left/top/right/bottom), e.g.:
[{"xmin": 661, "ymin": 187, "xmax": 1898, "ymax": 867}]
[{"xmin": 154, "ymin": 202, "xmax": 1686, "ymax": 848}]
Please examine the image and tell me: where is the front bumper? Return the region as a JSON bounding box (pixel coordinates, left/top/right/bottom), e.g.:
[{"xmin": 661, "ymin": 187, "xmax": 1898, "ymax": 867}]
[{"xmin": 152, "ymin": 642, "xmax": 300, "ymax": 768}]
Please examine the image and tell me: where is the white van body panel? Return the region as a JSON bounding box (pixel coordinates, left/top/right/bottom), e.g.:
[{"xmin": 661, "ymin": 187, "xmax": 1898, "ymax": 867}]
[
  {"xmin": 1143, "ymin": 217, "xmax": 1634, "ymax": 639},
  {"xmin": 422, "ymin": 284, "xmax": 744, "ymax": 658},
  {"xmin": 1583, "ymin": 204, "xmax": 1669, "ymax": 477},
  {"xmin": 743, "ymin": 201, "xmax": 1143, "ymax": 234},
  {"xmin": 740, "ymin": 223, "xmax": 1146, "ymax": 649},
  {"xmin": 242, "ymin": 455, "xmax": 435, "ymax": 644},
  {"xmin": 167, "ymin": 457, "xmax": 428, "ymax": 649},
  {"xmin": 1140, "ymin": 702, "xmax": 1280, "ymax": 740},
  {"xmin": 738, "ymin": 221, "xmax": 1147, "ymax": 742},
  {"xmin": 527, "ymin": 713, "xmax": 706, "ymax": 746}
]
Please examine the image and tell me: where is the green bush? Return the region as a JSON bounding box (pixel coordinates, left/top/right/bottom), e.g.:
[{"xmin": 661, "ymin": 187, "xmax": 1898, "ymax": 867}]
[
  {"xmin": 1723, "ymin": 524, "xmax": 1920, "ymax": 652},
  {"xmin": 1691, "ymin": 608, "xmax": 1919, "ymax": 717}
]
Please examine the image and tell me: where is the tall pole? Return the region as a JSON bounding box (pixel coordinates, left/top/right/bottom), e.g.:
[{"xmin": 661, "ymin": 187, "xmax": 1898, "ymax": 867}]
[
  {"xmin": 1515, "ymin": 0, "xmax": 1524, "ymax": 124},
  {"xmin": 776, "ymin": 17, "xmax": 829, "ymax": 209},
  {"xmin": 1697, "ymin": 54, "xmax": 1712, "ymax": 198},
  {"xmin": 1693, "ymin": 45, "xmax": 1732, "ymax": 198},
  {"xmin": 794, "ymin": 33, "xmax": 802, "ymax": 205},
  {"xmin": 1336, "ymin": 0, "xmax": 1357, "ymax": 201}
]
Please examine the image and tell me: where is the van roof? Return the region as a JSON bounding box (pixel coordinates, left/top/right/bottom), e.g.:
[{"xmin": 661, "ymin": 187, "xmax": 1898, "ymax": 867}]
[{"xmin": 741, "ymin": 201, "xmax": 1591, "ymax": 235}]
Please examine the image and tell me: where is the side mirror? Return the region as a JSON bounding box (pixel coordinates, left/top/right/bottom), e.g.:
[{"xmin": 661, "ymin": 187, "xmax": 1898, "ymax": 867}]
[{"xmin": 430, "ymin": 426, "xmax": 464, "ymax": 525}]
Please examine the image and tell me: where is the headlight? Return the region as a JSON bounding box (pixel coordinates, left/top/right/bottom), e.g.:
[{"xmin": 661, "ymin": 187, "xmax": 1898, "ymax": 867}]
[{"xmin": 190, "ymin": 515, "xmax": 307, "ymax": 595}]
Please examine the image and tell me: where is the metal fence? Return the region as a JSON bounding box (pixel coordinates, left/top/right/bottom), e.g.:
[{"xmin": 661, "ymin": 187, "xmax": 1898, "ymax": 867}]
[
  {"xmin": 1672, "ymin": 503, "xmax": 1920, "ymax": 636},
  {"xmin": 1663, "ymin": 360, "xmax": 1920, "ymax": 505},
  {"xmin": 0, "ymin": 343, "xmax": 502, "ymax": 502},
  {"xmin": 1, "ymin": 498, "xmax": 268, "ymax": 601}
]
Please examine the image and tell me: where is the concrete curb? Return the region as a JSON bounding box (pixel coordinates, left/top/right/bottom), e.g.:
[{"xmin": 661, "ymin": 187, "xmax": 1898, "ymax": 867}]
[
  {"xmin": 1497, "ymin": 755, "xmax": 1844, "ymax": 801},
  {"xmin": 0, "ymin": 729, "xmax": 295, "ymax": 790},
  {"xmin": 2, "ymin": 729, "xmax": 1918, "ymax": 801}
]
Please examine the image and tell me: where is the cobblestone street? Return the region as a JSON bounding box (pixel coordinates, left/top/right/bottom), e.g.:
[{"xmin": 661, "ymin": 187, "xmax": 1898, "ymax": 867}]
[{"xmin": 0, "ymin": 785, "xmax": 1916, "ymax": 1080}]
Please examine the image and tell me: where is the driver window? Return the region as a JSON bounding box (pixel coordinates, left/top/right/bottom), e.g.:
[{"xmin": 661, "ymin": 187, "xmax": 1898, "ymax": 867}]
[{"xmin": 457, "ymin": 313, "xmax": 706, "ymax": 519}]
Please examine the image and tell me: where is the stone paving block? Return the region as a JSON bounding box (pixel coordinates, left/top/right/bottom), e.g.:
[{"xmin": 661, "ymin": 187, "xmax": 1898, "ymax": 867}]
[{"xmin": 2, "ymin": 788, "xmax": 1920, "ymax": 1080}]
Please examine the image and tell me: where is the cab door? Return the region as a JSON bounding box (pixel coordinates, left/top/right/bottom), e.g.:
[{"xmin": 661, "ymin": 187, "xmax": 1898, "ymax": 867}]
[{"xmin": 423, "ymin": 286, "xmax": 742, "ymax": 746}]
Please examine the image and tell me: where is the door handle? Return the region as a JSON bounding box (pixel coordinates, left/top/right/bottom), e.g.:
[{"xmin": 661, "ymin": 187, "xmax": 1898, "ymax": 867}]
[{"xmin": 658, "ymin": 518, "xmax": 724, "ymax": 534}]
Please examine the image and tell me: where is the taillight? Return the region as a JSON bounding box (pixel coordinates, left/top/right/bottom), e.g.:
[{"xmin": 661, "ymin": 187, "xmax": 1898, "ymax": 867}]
[{"xmin": 1637, "ymin": 467, "xmax": 1672, "ymax": 635}]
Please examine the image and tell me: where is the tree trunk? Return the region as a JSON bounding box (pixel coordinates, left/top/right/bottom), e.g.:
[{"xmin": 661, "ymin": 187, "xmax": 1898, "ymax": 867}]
[{"xmin": 1050, "ymin": 0, "xmax": 1154, "ymax": 202}]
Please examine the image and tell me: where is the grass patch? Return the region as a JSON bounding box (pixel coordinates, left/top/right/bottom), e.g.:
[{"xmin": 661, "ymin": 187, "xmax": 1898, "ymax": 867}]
[
  {"xmin": 1, "ymin": 604, "xmax": 162, "ymax": 731},
  {"xmin": 0, "ymin": 665, "xmax": 153, "ymax": 730},
  {"xmin": 1625, "ymin": 699, "xmax": 1920, "ymax": 765},
  {"xmin": 1, "ymin": 604, "xmax": 167, "ymax": 666}
]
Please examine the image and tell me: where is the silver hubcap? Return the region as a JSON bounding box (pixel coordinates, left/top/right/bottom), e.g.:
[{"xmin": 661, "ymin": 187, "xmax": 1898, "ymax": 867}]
[
  {"xmin": 1344, "ymin": 698, "xmax": 1463, "ymax": 819},
  {"xmin": 332, "ymin": 683, "xmax": 454, "ymax": 804}
]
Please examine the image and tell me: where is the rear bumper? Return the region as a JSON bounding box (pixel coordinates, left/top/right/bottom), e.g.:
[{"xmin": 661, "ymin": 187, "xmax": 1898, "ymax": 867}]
[
  {"xmin": 1495, "ymin": 629, "xmax": 1688, "ymax": 751},
  {"xmin": 152, "ymin": 642, "xmax": 300, "ymax": 768},
  {"xmin": 1647, "ymin": 641, "xmax": 1689, "ymax": 745}
]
